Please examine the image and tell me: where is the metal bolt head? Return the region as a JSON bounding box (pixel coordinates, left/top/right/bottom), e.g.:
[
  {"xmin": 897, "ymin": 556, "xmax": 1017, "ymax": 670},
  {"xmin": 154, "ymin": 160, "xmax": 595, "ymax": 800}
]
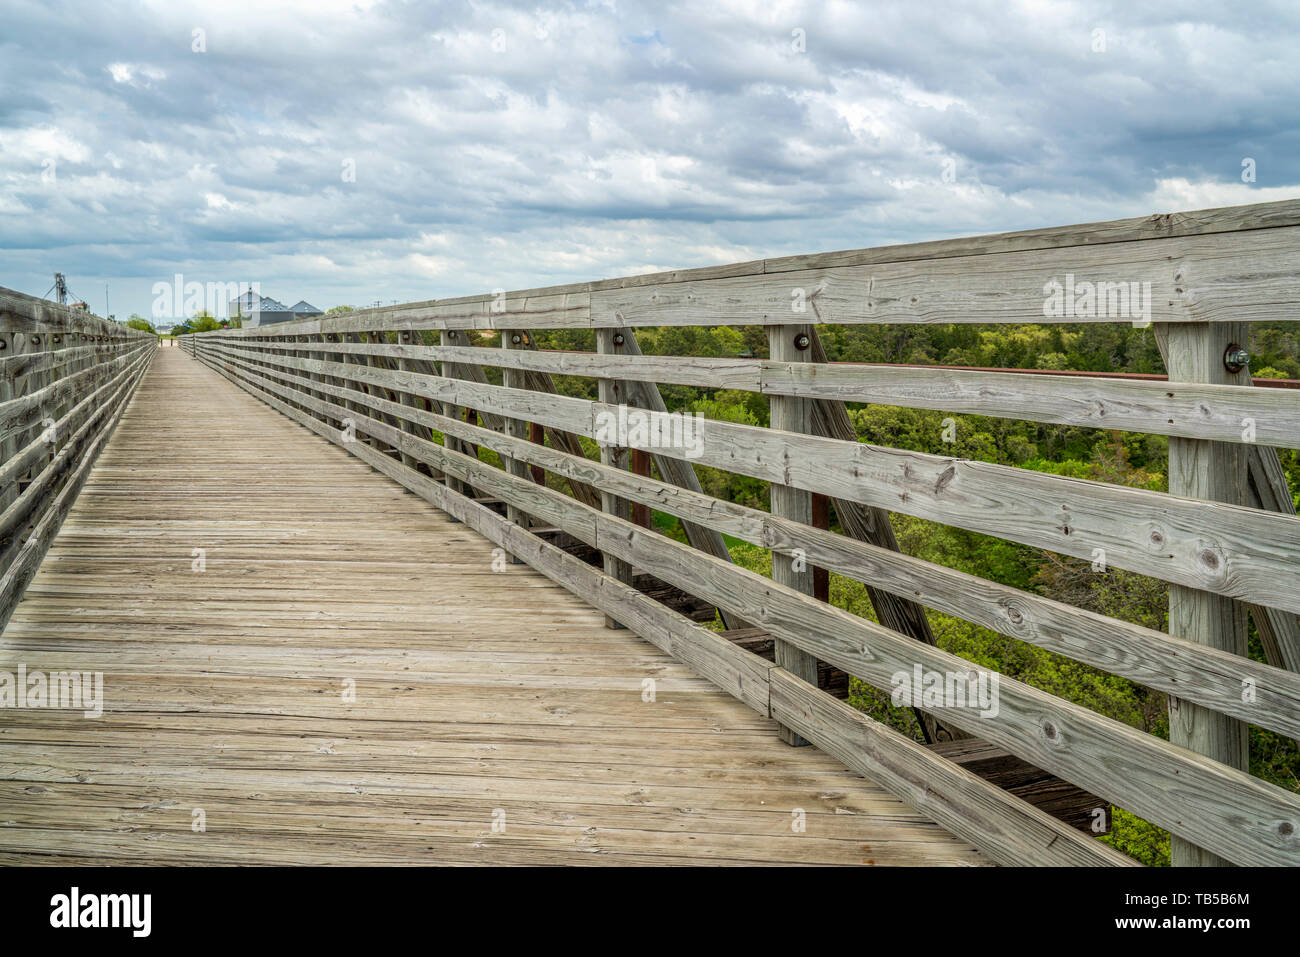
[
  {"xmin": 794, "ymin": 333, "xmax": 811, "ymax": 351},
  {"xmin": 612, "ymin": 333, "xmax": 626, "ymax": 347},
  {"xmin": 1224, "ymin": 344, "xmax": 1250, "ymax": 374},
  {"xmin": 510, "ymin": 333, "xmax": 522, "ymax": 345}
]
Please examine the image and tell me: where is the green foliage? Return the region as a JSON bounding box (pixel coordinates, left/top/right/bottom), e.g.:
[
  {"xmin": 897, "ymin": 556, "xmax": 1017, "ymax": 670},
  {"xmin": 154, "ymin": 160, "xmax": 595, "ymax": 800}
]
[
  {"xmin": 1101, "ymin": 808, "xmax": 1170, "ymax": 866},
  {"xmin": 188, "ymin": 310, "xmax": 222, "ymax": 333},
  {"xmin": 452, "ymin": 318, "xmax": 1300, "ymax": 864}
]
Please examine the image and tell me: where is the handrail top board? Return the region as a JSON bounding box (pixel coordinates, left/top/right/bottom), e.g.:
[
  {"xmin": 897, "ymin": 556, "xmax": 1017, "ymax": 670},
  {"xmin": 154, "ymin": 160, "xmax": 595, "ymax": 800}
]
[
  {"xmin": 0, "ymin": 287, "xmax": 154, "ymax": 338},
  {"xmin": 193, "ymin": 197, "xmax": 1300, "ymax": 336}
]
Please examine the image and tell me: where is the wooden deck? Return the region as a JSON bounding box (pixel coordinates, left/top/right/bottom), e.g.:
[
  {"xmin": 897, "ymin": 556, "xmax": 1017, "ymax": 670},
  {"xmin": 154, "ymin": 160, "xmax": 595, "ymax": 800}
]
[{"xmin": 0, "ymin": 347, "xmax": 984, "ymax": 865}]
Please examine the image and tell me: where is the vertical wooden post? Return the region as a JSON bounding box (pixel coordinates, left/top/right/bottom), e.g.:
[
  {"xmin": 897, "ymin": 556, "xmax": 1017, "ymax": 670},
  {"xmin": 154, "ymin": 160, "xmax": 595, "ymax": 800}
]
[
  {"xmin": 394, "ymin": 331, "xmax": 421, "ymax": 472},
  {"xmin": 1165, "ymin": 321, "xmax": 1250, "ymax": 867},
  {"xmin": 345, "ymin": 333, "xmax": 376, "ymax": 446},
  {"xmin": 613, "ymin": 330, "xmax": 752, "ymax": 631},
  {"xmin": 31, "ymin": 331, "xmax": 53, "ymax": 475},
  {"xmin": 438, "ymin": 330, "xmax": 466, "ymax": 514},
  {"xmin": 500, "ymin": 331, "xmax": 531, "ymax": 560},
  {"xmin": 595, "ymin": 328, "xmax": 634, "ymax": 629},
  {"xmin": 768, "ymin": 323, "xmax": 819, "ymax": 746},
  {"xmin": 0, "ymin": 330, "xmax": 17, "ymax": 512},
  {"xmin": 305, "ymin": 334, "xmax": 328, "ymax": 416},
  {"xmin": 0, "ymin": 331, "xmax": 18, "ymax": 513},
  {"xmin": 1154, "ymin": 326, "xmax": 1300, "ymax": 679}
]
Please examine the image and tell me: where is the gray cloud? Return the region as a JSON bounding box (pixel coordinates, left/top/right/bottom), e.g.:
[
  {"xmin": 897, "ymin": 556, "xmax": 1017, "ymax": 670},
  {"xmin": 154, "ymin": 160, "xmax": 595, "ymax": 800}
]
[{"xmin": 1, "ymin": 0, "xmax": 1297, "ymax": 320}]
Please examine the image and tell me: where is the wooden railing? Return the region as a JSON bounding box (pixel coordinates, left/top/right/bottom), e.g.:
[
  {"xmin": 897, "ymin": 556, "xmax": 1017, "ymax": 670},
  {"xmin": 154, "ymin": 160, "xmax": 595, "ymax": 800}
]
[
  {"xmin": 0, "ymin": 288, "xmax": 155, "ymax": 629},
  {"xmin": 183, "ymin": 198, "xmax": 1300, "ymax": 866}
]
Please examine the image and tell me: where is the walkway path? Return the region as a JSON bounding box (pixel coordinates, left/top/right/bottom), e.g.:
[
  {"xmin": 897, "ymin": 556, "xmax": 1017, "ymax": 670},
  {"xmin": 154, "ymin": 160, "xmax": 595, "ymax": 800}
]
[{"xmin": 0, "ymin": 347, "xmax": 984, "ymax": 865}]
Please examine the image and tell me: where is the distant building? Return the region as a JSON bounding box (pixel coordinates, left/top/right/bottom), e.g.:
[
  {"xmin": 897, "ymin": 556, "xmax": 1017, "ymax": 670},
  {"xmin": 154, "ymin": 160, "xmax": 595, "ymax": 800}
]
[{"xmin": 229, "ymin": 291, "xmax": 323, "ymax": 328}]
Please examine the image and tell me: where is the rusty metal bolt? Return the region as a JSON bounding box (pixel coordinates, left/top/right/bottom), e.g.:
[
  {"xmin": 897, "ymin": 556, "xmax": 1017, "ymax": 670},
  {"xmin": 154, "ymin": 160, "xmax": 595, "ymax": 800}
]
[{"xmin": 1224, "ymin": 344, "xmax": 1250, "ymax": 373}]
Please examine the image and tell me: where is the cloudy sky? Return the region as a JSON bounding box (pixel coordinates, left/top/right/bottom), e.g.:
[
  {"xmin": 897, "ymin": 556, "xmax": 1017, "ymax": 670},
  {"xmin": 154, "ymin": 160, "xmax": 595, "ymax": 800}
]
[{"xmin": 2, "ymin": 0, "xmax": 1298, "ymax": 323}]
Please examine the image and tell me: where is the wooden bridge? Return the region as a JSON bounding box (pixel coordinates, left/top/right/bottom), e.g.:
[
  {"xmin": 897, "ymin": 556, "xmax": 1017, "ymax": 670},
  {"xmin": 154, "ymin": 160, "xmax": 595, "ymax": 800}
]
[{"xmin": 3, "ymin": 198, "xmax": 1300, "ymax": 867}]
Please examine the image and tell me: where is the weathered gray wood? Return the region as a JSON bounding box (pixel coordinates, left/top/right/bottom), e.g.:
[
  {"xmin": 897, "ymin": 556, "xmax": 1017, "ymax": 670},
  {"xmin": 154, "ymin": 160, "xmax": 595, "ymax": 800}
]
[
  {"xmin": 590, "ymin": 226, "xmax": 1300, "ymax": 327},
  {"xmin": 204, "ymin": 289, "xmax": 592, "ymax": 336},
  {"xmin": 193, "ymin": 199, "xmax": 1300, "ymax": 338},
  {"xmin": 230, "ymin": 336, "xmax": 1297, "ymax": 447},
  {"xmin": 805, "ymin": 329, "xmax": 966, "ymax": 745},
  {"xmin": 201, "ymin": 350, "xmax": 1300, "ymax": 866},
  {"xmin": 499, "ymin": 331, "xmax": 532, "ymax": 554},
  {"xmin": 1165, "ymin": 322, "xmax": 1251, "ymax": 867},
  {"xmin": 614, "ymin": 331, "xmax": 751, "ymax": 631},
  {"xmin": 0, "ymin": 330, "xmax": 17, "ymax": 514},
  {"xmin": 768, "ymin": 324, "xmax": 819, "ymax": 746},
  {"xmin": 0, "ymin": 350, "xmax": 140, "ymax": 441},
  {"xmin": 768, "ymin": 670, "xmax": 1134, "ymax": 866},
  {"xmin": 0, "ymin": 349, "xmax": 150, "ymax": 501},
  {"xmin": 765, "ymin": 360, "xmax": 1300, "ymax": 449},
  {"xmin": 592, "ymin": 197, "xmax": 1300, "ymax": 288},
  {"xmin": 230, "ymin": 331, "xmax": 745, "ymax": 598},
  {"xmin": 586, "ymin": 514, "xmax": 1300, "ymax": 867},
  {"xmin": 438, "ymin": 330, "xmax": 470, "ymax": 508},
  {"xmin": 200, "ymin": 348, "xmax": 1128, "ymax": 866},
  {"xmin": 356, "ymin": 330, "xmax": 404, "ymax": 453},
  {"xmin": 1153, "ymin": 323, "xmax": 1300, "ymax": 678},
  {"xmin": 273, "ymin": 361, "xmax": 1300, "ymax": 742},
  {"xmin": 0, "ymin": 346, "xmax": 151, "ymax": 630},
  {"xmin": 506, "ymin": 332, "xmax": 604, "ymax": 510},
  {"xmin": 198, "ymin": 341, "xmax": 1300, "ymax": 614},
  {"xmin": 1246, "ymin": 445, "xmax": 1300, "ymax": 673},
  {"xmin": 0, "ymin": 345, "xmax": 104, "ymax": 384},
  {"xmin": 9, "ymin": 330, "xmax": 46, "ymax": 505},
  {"xmin": 595, "ymin": 329, "xmax": 633, "ymax": 628},
  {"xmin": 924, "ymin": 737, "xmax": 1110, "ymax": 833},
  {"xmin": 9, "ymin": 348, "xmax": 1000, "ymax": 868},
  {"xmin": 383, "ymin": 330, "xmax": 440, "ymax": 477},
  {"xmin": 0, "ymin": 287, "xmax": 151, "ymax": 340}
]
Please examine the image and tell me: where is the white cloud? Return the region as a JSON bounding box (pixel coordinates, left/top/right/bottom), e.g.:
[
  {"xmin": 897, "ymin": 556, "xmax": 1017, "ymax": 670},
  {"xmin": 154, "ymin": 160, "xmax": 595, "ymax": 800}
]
[
  {"xmin": 0, "ymin": 0, "xmax": 1296, "ymax": 319},
  {"xmin": 106, "ymin": 63, "xmax": 166, "ymax": 86}
]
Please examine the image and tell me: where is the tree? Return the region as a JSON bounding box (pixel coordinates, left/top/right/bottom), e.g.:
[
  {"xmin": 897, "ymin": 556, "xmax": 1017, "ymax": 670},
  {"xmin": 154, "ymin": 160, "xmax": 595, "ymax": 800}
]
[
  {"xmin": 125, "ymin": 314, "xmax": 156, "ymax": 334},
  {"xmin": 188, "ymin": 310, "xmax": 222, "ymax": 333}
]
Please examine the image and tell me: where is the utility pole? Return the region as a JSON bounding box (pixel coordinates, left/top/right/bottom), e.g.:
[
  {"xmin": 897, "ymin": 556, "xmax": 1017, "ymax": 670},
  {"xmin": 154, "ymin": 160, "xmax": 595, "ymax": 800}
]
[{"xmin": 54, "ymin": 273, "xmax": 68, "ymax": 305}]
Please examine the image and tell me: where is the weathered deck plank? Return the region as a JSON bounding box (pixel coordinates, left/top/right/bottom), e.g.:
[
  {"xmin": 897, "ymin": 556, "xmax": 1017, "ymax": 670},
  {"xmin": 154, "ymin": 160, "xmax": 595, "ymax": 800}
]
[{"xmin": 0, "ymin": 348, "xmax": 985, "ymax": 865}]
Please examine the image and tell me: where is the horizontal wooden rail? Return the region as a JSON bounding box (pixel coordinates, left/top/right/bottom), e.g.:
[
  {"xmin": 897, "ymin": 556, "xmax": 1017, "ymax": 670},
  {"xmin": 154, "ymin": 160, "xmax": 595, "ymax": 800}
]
[
  {"xmin": 194, "ymin": 198, "xmax": 1300, "ymax": 336},
  {"xmin": 212, "ymin": 336, "xmax": 1300, "ymax": 448},
  {"xmin": 191, "ymin": 333, "xmax": 1300, "ymax": 866},
  {"xmin": 0, "ymin": 286, "xmax": 155, "ymax": 630},
  {"xmin": 195, "ymin": 342, "xmax": 1300, "ymax": 615},
  {"xmin": 192, "ymin": 343, "xmax": 1133, "ymax": 866},
  {"xmin": 195, "ymin": 352, "xmax": 1300, "ymax": 741},
  {"xmin": 182, "ymin": 198, "xmax": 1300, "ymax": 867}
]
